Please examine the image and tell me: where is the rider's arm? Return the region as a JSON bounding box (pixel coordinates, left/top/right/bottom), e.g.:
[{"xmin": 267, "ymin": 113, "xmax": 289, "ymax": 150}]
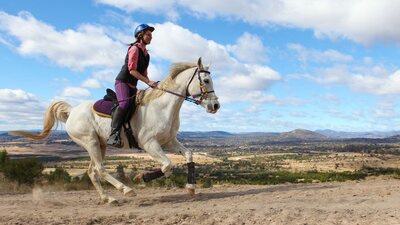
[
  {"xmin": 128, "ymin": 46, "xmax": 156, "ymax": 87},
  {"xmin": 129, "ymin": 69, "xmax": 150, "ymax": 85}
]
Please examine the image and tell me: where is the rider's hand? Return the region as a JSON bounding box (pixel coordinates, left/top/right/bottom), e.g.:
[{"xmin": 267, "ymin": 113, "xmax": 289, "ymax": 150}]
[{"xmin": 147, "ymin": 80, "xmax": 158, "ymax": 88}]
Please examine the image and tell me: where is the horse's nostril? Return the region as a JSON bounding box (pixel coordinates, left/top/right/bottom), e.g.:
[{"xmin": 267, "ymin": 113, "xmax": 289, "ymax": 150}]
[{"xmin": 214, "ymin": 103, "xmax": 220, "ymax": 110}]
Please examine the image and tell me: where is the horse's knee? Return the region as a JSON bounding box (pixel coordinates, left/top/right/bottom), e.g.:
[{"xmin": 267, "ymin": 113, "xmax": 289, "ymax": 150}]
[{"xmin": 92, "ymin": 165, "xmax": 106, "ymax": 178}]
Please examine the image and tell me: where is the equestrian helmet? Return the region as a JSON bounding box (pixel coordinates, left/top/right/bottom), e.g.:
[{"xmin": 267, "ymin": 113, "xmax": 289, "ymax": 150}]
[{"xmin": 134, "ymin": 24, "xmax": 155, "ymax": 37}]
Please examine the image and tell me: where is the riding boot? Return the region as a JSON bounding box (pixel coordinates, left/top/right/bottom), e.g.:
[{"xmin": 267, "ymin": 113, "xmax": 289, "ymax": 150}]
[{"xmin": 107, "ymin": 106, "xmax": 126, "ymax": 148}]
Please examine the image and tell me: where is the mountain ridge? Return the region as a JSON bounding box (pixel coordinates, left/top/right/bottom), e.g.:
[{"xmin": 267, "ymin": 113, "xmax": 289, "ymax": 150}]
[{"xmin": 2, "ymin": 128, "xmax": 400, "ymax": 142}]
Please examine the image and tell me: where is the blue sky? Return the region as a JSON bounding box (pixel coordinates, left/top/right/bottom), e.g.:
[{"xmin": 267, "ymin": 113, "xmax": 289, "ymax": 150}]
[{"xmin": 2, "ymin": 1, "xmax": 400, "ymax": 133}]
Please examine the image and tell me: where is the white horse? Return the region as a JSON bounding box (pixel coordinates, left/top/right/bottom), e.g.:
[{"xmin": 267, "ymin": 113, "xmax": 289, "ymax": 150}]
[{"xmin": 11, "ymin": 58, "xmax": 220, "ymax": 204}]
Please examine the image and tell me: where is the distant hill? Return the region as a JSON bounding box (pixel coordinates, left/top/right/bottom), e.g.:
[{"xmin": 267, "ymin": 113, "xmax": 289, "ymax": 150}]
[
  {"xmin": 178, "ymin": 131, "xmax": 233, "ymax": 139},
  {"xmin": 2, "ymin": 129, "xmax": 400, "ymax": 144},
  {"xmin": 276, "ymin": 129, "xmax": 328, "ymax": 141},
  {"xmin": 0, "ymin": 132, "xmax": 21, "ymax": 141},
  {"xmin": 236, "ymin": 132, "xmax": 280, "ymax": 137},
  {"xmin": 0, "ymin": 130, "xmax": 72, "ymax": 143},
  {"xmin": 315, "ymin": 129, "xmax": 400, "ymax": 139}
]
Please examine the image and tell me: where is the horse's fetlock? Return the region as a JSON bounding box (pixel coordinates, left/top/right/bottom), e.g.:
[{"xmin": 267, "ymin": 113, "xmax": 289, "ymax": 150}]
[
  {"xmin": 185, "ymin": 151, "xmax": 193, "ymax": 162},
  {"xmin": 161, "ymin": 162, "xmax": 173, "ymax": 175}
]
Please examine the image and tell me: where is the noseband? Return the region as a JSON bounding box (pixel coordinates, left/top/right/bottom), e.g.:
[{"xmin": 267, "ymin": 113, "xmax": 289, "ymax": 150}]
[
  {"xmin": 185, "ymin": 68, "xmax": 216, "ymax": 105},
  {"xmin": 155, "ymin": 67, "xmax": 216, "ymax": 105}
]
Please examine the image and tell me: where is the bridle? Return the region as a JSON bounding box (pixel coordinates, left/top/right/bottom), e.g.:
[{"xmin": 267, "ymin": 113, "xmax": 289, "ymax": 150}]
[{"xmin": 155, "ymin": 67, "xmax": 217, "ymax": 105}]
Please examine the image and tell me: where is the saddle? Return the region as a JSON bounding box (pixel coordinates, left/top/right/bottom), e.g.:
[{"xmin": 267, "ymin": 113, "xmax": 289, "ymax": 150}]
[{"xmin": 92, "ymin": 89, "xmax": 144, "ymax": 149}]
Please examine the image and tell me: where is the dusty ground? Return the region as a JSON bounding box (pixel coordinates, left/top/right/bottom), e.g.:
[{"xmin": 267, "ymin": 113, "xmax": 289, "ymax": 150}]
[{"xmin": 1, "ymin": 176, "xmax": 400, "ymax": 225}]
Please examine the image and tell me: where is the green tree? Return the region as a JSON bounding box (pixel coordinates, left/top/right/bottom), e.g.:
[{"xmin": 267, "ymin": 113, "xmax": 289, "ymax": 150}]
[
  {"xmin": 46, "ymin": 167, "xmax": 71, "ymax": 184},
  {"xmin": 3, "ymin": 157, "xmax": 43, "ymax": 185},
  {"xmin": 0, "ymin": 149, "xmax": 9, "ymax": 172}
]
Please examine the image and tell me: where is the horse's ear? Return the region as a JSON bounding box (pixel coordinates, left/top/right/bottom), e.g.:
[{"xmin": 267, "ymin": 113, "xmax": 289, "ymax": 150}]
[{"xmin": 197, "ymin": 57, "xmax": 203, "ymax": 70}]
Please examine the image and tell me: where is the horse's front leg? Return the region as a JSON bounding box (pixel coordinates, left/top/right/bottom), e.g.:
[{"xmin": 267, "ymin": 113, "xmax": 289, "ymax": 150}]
[
  {"xmin": 134, "ymin": 139, "xmax": 173, "ymax": 182},
  {"xmin": 165, "ymin": 138, "xmax": 196, "ymax": 196}
]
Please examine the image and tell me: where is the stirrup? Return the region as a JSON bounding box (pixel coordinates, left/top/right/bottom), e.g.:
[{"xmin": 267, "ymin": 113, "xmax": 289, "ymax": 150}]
[{"xmin": 107, "ymin": 132, "xmax": 123, "ymax": 148}]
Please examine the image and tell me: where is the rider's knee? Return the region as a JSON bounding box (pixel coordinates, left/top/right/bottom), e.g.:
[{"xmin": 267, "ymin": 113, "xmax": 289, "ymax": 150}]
[{"xmin": 118, "ymin": 102, "xmax": 130, "ymax": 110}]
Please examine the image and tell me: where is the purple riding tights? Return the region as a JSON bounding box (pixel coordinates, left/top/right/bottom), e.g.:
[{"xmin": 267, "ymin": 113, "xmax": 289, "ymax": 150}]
[{"xmin": 115, "ymin": 80, "xmax": 136, "ymax": 110}]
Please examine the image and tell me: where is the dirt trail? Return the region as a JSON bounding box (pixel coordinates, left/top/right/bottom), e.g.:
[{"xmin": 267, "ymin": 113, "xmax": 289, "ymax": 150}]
[{"xmin": 1, "ymin": 176, "xmax": 400, "ymax": 225}]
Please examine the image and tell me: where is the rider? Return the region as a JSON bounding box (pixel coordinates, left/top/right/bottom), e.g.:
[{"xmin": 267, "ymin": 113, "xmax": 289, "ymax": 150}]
[{"xmin": 107, "ymin": 23, "xmax": 158, "ymax": 148}]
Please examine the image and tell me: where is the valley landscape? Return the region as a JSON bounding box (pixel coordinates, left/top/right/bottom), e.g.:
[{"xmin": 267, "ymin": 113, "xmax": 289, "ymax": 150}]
[{"xmin": 1, "ymin": 129, "xmax": 400, "ymax": 224}]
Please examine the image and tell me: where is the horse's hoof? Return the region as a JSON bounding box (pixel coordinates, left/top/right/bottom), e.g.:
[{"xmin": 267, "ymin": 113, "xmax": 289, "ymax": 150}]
[
  {"xmin": 100, "ymin": 196, "xmax": 118, "ymax": 205},
  {"xmin": 186, "ymin": 188, "xmax": 195, "ymax": 196},
  {"xmin": 124, "ymin": 188, "xmax": 137, "ymax": 197},
  {"xmin": 108, "ymin": 197, "xmax": 118, "ymax": 205}
]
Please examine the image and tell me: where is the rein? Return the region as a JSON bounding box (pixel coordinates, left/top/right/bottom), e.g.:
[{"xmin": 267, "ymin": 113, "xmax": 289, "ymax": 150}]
[
  {"xmin": 115, "ymin": 67, "xmax": 215, "ymax": 105},
  {"xmin": 155, "ymin": 68, "xmax": 215, "ymax": 105},
  {"xmin": 155, "ymin": 86, "xmax": 201, "ymax": 104}
]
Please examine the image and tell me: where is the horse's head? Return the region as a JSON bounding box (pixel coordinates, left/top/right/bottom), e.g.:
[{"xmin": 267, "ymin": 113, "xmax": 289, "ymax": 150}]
[{"xmin": 186, "ymin": 57, "xmax": 220, "ymax": 114}]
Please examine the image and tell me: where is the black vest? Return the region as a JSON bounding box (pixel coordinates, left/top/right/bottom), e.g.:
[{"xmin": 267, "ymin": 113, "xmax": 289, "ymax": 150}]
[{"xmin": 116, "ymin": 44, "xmax": 150, "ymax": 86}]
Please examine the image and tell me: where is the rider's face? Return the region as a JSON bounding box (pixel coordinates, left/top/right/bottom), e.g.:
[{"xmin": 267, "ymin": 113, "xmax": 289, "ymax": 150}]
[{"xmin": 142, "ymin": 30, "xmax": 152, "ymax": 45}]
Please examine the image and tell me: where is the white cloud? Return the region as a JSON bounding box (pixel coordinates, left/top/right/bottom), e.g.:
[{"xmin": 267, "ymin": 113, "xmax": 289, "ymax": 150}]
[
  {"xmin": 95, "ymin": 0, "xmax": 179, "ymax": 20},
  {"xmin": 363, "ymin": 57, "xmax": 373, "ymax": 65},
  {"xmin": 227, "ymin": 32, "xmax": 268, "ymax": 64},
  {"xmin": 0, "ymin": 89, "xmax": 37, "ymax": 103},
  {"xmin": 148, "ymin": 22, "xmax": 282, "ymax": 105},
  {"xmin": 0, "ymin": 11, "xmax": 125, "ymax": 71},
  {"xmin": 185, "ymin": 0, "xmax": 400, "ymax": 45},
  {"xmin": 0, "ymin": 89, "xmax": 45, "ymax": 130},
  {"xmin": 288, "ymin": 44, "xmax": 353, "ymax": 64},
  {"xmin": 373, "ymin": 100, "xmax": 398, "ymax": 118},
  {"xmin": 0, "ymin": 12, "xmax": 283, "ymax": 109},
  {"xmin": 82, "ymin": 78, "xmax": 101, "ymax": 89},
  {"xmin": 150, "ymin": 22, "xmax": 233, "ymax": 69},
  {"xmin": 61, "ymin": 87, "xmax": 91, "ymax": 98},
  {"xmin": 304, "ymin": 66, "xmax": 400, "ymax": 96},
  {"xmin": 320, "ymin": 93, "xmax": 340, "ymax": 105},
  {"xmin": 220, "ymin": 64, "xmax": 280, "ymax": 90},
  {"xmin": 97, "ymin": 0, "xmax": 400, "ymax": 46},
  {"xmin": 216, "ymin": 64, "xmax": 281, "ymax": 104},
  {"xmin": 93, "ymin": 69, "xmax": 116, "ymax": 83}
]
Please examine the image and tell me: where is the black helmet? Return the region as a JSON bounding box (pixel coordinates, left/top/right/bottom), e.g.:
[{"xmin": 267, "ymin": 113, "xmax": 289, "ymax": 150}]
[{"xmin": 134, "ymin": 24, "xmax": 155, "ymax": 37}]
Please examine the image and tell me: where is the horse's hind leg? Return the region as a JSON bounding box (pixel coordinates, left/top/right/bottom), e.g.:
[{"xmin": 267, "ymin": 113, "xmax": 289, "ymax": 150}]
[
  {"xmin": 68, "ymin": 135, "xmax": 116, "ymax": 204},
  {"xmin": 87, "ymin": 159, "xmax": 113, "ymax": 203},
  {"xmin": 97, "ymin": 141, "xmax": 136, "ymax": 197}
]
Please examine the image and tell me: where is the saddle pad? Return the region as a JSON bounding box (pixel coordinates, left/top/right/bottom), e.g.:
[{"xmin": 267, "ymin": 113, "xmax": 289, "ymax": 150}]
[{"xmin": 92, "ymin": 99, "xmax": 113, "ymax": 118}]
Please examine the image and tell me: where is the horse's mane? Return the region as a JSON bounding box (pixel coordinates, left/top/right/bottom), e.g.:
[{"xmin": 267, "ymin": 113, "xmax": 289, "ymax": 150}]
[{"xmin": 141, "ymin": 62, "xmax": 196, "ymax": 104}]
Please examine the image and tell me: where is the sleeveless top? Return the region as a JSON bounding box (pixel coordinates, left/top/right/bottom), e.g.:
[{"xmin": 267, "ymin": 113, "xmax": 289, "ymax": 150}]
[{"xmin": 116, "ymin": 44, "xmax": 150, "ymax": 87}]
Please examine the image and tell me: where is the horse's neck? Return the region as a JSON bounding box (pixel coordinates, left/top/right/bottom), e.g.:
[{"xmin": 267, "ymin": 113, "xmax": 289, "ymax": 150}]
[{"xmin": 148, "ymin": 68, "xmax": 194, "ymax": 118}]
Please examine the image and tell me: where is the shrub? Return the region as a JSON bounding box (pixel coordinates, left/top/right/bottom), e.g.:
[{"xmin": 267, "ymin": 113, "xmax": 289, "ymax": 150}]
[
  {"xmin": 3, "ymin": 157, "xmax": 43, "ymax": 186},
  {"xmin": 0, "ymin": 149, "xmax": 9, "ymax": 172},
  {"xmin": 78, "ymin": 173, "xmax": 92, "ymax": 189},
  {"xmin": 115, "ymin": 164, "xmax": 127, "ymax": 183},
  {"xmin": 200, "ymin": 177, "xmax": 213, "ymax": 188},
  {"xmin": 169, "ymin": 174, "xmax": 186, "ymax": 188},
  {"xmin": 45, "ymin": 167, "xmax": 71, "ymax": 184}
]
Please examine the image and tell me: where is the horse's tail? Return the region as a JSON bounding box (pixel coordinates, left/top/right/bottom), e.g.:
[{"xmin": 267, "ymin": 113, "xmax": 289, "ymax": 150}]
[{"xmin": 9, "ymin": 101, "xmax": 72, "ymax": 140}]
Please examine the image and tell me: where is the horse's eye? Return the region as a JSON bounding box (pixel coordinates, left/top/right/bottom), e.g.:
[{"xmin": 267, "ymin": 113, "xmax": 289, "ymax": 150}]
[{"xmin": 204, "ymin": 79, "xmax": 210, "ymax": 84}]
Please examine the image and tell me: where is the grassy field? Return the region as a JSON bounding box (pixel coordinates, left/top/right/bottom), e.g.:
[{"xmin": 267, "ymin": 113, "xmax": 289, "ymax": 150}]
[{"xmin": 36, "ymin": 151, "xmax": 400, "ymax": 189}]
